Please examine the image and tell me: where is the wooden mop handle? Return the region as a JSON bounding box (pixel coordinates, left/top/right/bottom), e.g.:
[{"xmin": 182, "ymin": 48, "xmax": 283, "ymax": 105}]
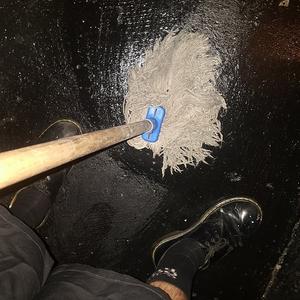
[{"xmin": 0, "ymin": 120, "xmax": 151, "ymax": 190}]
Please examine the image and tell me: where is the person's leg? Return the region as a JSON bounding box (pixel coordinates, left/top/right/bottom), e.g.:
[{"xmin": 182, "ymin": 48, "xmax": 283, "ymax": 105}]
[
  {"xmin": 0, "ymin": 205, "xmax": 54, "ymax": 300},
  {"xmin": 150, "ymin": 281, "xmax": 187, "ymax": 300},
  {"xmin": 36, "ymin": 264, "xmax": 171, "ymax": 300},
  {"xmin": 148, "ymin": 197, "xmax": 263, "ymax": 300},
  {"xmin": 0, "ymin": 120, "xmax": 82, "ymax": 300}
]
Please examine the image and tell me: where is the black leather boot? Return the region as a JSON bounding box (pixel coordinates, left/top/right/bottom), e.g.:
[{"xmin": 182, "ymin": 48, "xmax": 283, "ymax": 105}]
[
  {"xmin": 9, "ymin": 120, "xmax": 82, "ymax": 228},
  {"xmin": 148, "ymin": 197, "xmax": 262, "ymax": 298},
  {"xmin": 152, "ymin": 197, "xmax": 263, "ymax": 268}
]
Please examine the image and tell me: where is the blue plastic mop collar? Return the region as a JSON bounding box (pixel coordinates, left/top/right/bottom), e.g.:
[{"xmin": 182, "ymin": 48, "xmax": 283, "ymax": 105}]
[{"xmin": 142, "ymin": 106, "xmax": 165, "ymax": 143}]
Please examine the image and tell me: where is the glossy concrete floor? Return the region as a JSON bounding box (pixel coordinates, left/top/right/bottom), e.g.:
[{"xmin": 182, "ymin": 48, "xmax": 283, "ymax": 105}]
[{"xmin": 0, "ymin": 1, "xmax": 299, "ymax": 299}]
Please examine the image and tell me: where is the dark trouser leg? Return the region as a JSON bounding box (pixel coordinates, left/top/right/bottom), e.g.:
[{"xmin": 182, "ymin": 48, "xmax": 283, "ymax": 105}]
[
  {"xmin": 37, "ymin": 264, "xmax": 170, "ymax": 300},
  {"xmin": 0, "ymin": 205, "xmax": 54, "ymax": 300},
  {"xmin": 0, "ymin": 206, "xmax": 169, "ymax": 300}
]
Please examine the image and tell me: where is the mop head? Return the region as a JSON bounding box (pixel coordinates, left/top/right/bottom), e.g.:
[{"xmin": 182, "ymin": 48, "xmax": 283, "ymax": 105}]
[{"xmin": 124, "ymin": 30, "xmax": 226, "ymax": 176}]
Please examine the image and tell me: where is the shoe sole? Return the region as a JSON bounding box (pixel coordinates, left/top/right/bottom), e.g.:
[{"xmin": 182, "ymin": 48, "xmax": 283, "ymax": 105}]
[
  {"xmin": 152, "ymin": 196, "xmax": 263, "ymax": 266},
  {"xmin": 39, "ymin": 119, "xmax": 83, "ymax": 138},
  {"xmin": 9, "ymin": 187, "xmax": 27, "ymax": 209}
]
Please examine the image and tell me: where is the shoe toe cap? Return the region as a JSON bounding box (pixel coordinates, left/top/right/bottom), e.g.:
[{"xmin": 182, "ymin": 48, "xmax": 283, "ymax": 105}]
[{"xmin": 223, "ymin": 199, "xmax": 263, "ymax": 236}]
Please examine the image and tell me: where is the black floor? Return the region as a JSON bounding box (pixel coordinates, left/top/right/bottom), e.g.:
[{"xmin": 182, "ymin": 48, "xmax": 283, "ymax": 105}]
[{"xmin": 0, "ymin": 1, "xmax": 299, "ymax": 299}]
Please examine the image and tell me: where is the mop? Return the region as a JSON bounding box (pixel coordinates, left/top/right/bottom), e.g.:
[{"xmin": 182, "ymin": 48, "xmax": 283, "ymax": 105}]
[
  {"xmin": 125, "ymin": 30, "xmax": 226, "ymax": 175},
  {"xmin": 0, "ymin": 30, "xmax": 225, "ymax": 189}
]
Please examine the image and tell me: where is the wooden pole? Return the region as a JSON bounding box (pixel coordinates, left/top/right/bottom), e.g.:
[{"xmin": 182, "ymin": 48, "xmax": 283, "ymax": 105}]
[{"xmin": 0, "ymin": 120, "xmax": 152, "ymax": 189}]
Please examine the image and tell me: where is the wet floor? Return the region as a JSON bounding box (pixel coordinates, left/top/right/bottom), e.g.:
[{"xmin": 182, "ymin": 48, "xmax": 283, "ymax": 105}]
[{"xmin": 0, "ymin": 1, "xmax": 299, "ymax": 299}]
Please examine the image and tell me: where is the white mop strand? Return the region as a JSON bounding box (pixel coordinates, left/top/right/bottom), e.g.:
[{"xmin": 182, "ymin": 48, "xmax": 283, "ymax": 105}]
[{"xmin": 124, "ymin": 30, "xmax": 226, "ymax": 176}]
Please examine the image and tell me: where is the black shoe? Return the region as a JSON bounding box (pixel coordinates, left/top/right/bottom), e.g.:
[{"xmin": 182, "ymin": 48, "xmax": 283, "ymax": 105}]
[
  {"xmin": 152, "ymin": 197, "xmax": 263, "ymax": 268},
  {"xmin": 9, "ymin": 120, "xmax": 82, "ymax": 228}
]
